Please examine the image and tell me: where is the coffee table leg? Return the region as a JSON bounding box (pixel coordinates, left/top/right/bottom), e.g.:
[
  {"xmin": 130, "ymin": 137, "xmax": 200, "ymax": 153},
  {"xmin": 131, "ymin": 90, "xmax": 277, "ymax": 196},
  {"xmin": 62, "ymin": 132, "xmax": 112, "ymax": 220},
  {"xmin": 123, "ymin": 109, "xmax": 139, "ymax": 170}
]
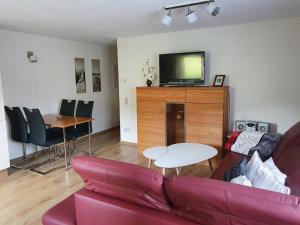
[
  {"xmin": 208, "ymin": 159, "xmax": 214, "ymax": 174},
  {"xmin": 176, "ymin": 168, "xmax": 180, "ymax": 175},
  {"xmin": 162, "ymin": 168, "xmax": 166, "ymax": 176},
  {"xmin": 147, "ymin": 159, "xmax": 152, "ymax": 168}
]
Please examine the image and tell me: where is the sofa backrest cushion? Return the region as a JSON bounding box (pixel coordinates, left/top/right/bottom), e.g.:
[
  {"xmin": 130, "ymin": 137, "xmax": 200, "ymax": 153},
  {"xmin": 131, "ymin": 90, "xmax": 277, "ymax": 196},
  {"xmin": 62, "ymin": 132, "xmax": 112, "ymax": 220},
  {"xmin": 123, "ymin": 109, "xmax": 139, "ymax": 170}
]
[
  {"xmin": 74, "ymin": 188, "xmax": 199, "ymax": 225},
  {"xmin": 273, "ymin": 121, "xmax": 300, "ymax": 162},
  {"xmin": 72, "ymin": 156, "xmax": 170, "ymax": 211},
  {"xmin": 165, "ymin": 176, "xmax": 300, "ymax": 225},
  {"xmin": 272, "ymin": 121, "xmax": 300, "ymax": 195}
]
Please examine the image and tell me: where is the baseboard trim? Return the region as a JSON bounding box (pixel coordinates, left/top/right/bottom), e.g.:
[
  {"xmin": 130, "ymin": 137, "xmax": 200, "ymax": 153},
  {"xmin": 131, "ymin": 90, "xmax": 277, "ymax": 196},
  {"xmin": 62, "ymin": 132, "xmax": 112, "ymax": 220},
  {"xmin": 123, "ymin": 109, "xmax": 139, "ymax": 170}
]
[
  {"xmin": 120, "ymin": 141, "xmax": 137, "ymax": 147},
  {"xmin": 0, "ymin": 169, "xmax": 8, "ymax": 180},
  {"xmin": 10, "ymin": 126, "xmax": 120, "ymax": 165}
]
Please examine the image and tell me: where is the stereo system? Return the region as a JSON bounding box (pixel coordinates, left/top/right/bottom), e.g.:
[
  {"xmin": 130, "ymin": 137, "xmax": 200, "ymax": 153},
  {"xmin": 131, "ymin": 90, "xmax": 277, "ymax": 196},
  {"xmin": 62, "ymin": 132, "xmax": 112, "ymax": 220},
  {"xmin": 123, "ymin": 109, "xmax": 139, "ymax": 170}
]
[{"xmin": 235, "ymin": 120, "xmax": 271, "ymax": 133}]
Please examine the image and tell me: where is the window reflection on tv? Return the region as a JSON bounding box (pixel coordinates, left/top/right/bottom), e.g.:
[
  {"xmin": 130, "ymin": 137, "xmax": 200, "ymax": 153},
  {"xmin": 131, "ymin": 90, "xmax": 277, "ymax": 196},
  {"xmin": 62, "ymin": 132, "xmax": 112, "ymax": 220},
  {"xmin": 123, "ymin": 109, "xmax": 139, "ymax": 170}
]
[{"xmin": 159, "ymin": 52, "xmax": 205, "ymax": 85}]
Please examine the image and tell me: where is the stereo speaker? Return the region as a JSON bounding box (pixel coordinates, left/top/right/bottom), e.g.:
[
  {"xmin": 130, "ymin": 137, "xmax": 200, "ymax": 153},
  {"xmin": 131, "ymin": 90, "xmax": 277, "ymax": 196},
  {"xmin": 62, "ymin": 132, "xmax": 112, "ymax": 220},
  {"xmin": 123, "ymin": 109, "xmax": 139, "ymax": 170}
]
[
  {"xmin": 258, "ymin": 122, "xmax": 271, "ymax": 133},
  {"xmin": 235, "ymin": 120, "xmax": 246, "ymax": 132}
]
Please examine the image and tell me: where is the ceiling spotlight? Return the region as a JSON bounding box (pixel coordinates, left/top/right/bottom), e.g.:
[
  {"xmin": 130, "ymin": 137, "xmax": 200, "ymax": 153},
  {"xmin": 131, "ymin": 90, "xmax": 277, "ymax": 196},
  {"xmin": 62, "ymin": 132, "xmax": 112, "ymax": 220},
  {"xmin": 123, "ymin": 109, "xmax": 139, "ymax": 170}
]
[
  {"xmin": 162, "ymin": 10, "xmax": 172, "ymax": 26},
  {"xmin": 207, "ymin": 2, "xmax": 220, "ymax": 17},
  {"xmin": 186, "ymin": 6, "xmax": 198, "ymax": 24}
]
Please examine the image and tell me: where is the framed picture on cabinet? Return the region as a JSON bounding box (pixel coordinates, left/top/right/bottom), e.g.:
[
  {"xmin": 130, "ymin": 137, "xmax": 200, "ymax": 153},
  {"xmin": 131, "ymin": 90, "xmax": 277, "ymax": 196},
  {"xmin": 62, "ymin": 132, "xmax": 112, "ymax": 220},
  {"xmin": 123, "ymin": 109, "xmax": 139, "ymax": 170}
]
[{"xmin": 213, "ymin": 75, "xmax": 226, "ymax": 87}]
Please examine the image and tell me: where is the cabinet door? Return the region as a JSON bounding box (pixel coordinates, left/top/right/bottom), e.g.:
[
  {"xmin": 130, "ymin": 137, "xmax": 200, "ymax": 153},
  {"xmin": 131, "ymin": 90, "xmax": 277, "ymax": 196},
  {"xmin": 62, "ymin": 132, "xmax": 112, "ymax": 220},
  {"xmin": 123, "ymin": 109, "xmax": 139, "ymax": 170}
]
[
  {"xmin": 186, "ymin": 103, "xmax": 223, "ymax": 151},
  {"xmin": 137, "ymin": 100, "xmax": 166, "ymax": 151}
]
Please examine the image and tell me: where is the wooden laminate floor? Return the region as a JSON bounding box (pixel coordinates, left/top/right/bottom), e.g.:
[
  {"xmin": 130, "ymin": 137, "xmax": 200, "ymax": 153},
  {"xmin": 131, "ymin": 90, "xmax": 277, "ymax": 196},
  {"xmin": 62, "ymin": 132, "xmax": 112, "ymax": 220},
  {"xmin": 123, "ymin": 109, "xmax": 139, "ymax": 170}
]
[{"xmin": 0, "ymin": 128, "xmax": 217, "ymax": 225}]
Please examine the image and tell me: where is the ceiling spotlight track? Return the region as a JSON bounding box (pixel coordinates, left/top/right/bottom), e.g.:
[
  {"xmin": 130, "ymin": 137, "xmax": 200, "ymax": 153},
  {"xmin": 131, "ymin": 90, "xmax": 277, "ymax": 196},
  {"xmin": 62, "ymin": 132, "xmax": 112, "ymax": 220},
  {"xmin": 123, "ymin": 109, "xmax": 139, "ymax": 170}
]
[
  {"xmin": 164, "ymin": 0, "xmax": 214, "ymax": 10},
  {"xmin": 161, "ymin": 0, "xmax": 220, "ymax": 26}
]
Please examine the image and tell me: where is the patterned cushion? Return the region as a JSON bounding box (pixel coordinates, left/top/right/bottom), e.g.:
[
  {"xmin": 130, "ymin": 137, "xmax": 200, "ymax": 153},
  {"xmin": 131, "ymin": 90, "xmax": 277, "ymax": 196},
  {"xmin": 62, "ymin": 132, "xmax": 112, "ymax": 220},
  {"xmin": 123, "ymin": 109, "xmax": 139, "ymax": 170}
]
[
  {"xmin": 223, "ymin": 158, "xmax": 248, "ymax": 181},
  {"xmin": 248, "ymin": 133, "xmax": 281, "ymax": 161}
]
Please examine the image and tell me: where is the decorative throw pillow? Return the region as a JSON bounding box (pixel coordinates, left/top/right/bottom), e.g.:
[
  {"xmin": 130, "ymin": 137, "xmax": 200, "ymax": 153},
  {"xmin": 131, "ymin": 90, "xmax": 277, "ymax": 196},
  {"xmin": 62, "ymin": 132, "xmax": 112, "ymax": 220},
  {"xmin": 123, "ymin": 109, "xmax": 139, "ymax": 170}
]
[
  {"xmin": 231, "ymin": 131, "xmax": 263, "ymax": 155},
  {"xmin": 248, "ymin": 133, "xmax": 281, "ymax": 161},
  {"xmin": 230, "ymin": 175, "xmax": 252, "ymax": 187},
  {"xmin": 264, "ymin": 157, "xmax": 287, "ymax": 185},
  {"xmin": 223, "ymin": 158, "xmax": 248, "ymax": 181},
  {"xmin": 246, "ymin": 151, "xmax": 290, "ymax": 194}
]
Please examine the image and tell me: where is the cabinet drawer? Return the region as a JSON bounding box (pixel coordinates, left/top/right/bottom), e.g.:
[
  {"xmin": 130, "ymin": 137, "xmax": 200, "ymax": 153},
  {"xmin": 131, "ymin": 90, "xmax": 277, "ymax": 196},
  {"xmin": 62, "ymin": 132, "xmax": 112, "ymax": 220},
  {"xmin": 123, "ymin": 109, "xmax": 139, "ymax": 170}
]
[
  {"xmin": 137, "ymin": 89, "xmax": 165, "ymax": 101},
  {"xmin": 186, "ymin": 89, "xmax": 224, "ymax": 104},
  {"xmin": 165, "ymin": 89, "xmax": 185, "ymax": 103}
]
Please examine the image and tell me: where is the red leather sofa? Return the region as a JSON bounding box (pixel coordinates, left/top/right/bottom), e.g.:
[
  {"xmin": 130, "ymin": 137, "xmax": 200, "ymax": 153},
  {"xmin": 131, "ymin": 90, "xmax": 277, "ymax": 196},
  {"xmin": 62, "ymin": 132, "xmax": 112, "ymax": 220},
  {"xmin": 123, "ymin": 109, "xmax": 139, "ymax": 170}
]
[{"xmin": 42, "ymin": 122, "xmax": 300, "ymax": 225}]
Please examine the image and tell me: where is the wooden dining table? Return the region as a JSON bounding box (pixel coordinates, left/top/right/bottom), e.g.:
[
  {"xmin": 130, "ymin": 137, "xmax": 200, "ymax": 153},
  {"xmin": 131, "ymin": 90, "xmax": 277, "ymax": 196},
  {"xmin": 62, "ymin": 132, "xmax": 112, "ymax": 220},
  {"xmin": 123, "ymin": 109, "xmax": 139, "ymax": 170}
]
[{"xmin": 43, "ymin": 114, "xmax": 95, "ymax": 170}]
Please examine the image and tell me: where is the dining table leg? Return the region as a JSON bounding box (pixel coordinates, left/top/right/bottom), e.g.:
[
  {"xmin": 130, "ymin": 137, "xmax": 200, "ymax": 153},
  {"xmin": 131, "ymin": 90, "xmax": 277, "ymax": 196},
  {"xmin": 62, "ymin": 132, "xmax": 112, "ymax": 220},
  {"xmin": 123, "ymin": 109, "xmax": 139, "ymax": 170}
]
[
  {"xmin": 88, "ymin": 122, "xmax": 91, "ymax": 156},
  {"xmin": 63, "ymin": 127, "xmax": 68, "ymax": 171}
]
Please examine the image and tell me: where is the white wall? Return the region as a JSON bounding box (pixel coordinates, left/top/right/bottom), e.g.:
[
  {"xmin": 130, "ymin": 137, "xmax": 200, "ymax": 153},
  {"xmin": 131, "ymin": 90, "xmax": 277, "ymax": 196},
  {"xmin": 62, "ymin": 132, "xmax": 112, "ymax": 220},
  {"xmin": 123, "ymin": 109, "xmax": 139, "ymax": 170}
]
[
  {"xmin": 0, "ymin": 71, "xmax": 10, "ymax": 170},
  {"xmin": 0, "ymin": 29, "xmax": 119, "ymax": 160},
  {"xmin": 117, "ymin": 17, "xmax": 300, "ymax": 143}
]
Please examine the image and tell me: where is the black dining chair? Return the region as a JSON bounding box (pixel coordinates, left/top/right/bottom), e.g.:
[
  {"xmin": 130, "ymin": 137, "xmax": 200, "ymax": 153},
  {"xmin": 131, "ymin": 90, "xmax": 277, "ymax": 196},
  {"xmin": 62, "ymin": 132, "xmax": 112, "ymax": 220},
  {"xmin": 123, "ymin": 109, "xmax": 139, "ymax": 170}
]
[
  {"xmin": 68, "ymin": 101, "xmax": 94, "ymax": 155},
  {"xmin": 4, "ymin": 106, "xmax": 30, "ymax": 168},
  {"xmin": 75, "ymin": 101, "xmax": 94, "ymax": 138},
  {"xmin": 23, "ymin": 107, "xmax": 64, "ymax": 174},
  {"xmin": 60, "ymin": 99, "xmax": 76, "ymax": 116}
]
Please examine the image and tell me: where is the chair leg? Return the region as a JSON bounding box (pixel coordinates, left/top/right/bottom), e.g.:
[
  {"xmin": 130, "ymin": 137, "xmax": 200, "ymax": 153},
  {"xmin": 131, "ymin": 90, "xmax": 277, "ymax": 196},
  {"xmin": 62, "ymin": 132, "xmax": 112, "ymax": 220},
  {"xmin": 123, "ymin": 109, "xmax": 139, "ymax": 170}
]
[
  {"xmin": 34, "ymin": 145, "xmax": 38, "ymax": 158},
  {"xmin": 49, "ymin": 147, "xmax": 53, "ymax": 162},
  {"xmin": 22, "ymin": 143, "xmax": 27, "ymax": 160},
  {"xmin": 74, "ymin": 140, "xmax": 77, "ymax": 155}
]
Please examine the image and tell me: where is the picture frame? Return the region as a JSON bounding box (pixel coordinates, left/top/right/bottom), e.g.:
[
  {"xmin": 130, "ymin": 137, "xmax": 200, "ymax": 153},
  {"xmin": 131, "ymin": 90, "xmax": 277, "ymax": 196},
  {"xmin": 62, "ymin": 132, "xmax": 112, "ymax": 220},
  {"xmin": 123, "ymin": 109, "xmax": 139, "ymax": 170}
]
[
  {"xmin": 213, "ymin": 75, "xmax": 226, "ymax": 87},
  {"xmin": 74, "ymin": 58, "xmax": 86, "ymax": 93},
  {"xmin": 91, "ymin": 59, "xmax": 101, "ymax": 92}
]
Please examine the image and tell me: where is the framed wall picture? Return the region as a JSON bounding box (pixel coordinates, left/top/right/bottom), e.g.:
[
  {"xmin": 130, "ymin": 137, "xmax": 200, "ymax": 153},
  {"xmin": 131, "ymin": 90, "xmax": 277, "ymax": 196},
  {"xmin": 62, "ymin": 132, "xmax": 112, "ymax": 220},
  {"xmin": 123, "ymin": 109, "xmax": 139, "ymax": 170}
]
[
  {"xmin": 213, "ymin": 75, "xmax": 226, "ymax": 87},
  {"xmin": 74, "ymin": 58, "xmax": 86, "ymax": 93},
  {"xmin": 91, "ymin": 59, "xmax": 101, "ymax": 92}
]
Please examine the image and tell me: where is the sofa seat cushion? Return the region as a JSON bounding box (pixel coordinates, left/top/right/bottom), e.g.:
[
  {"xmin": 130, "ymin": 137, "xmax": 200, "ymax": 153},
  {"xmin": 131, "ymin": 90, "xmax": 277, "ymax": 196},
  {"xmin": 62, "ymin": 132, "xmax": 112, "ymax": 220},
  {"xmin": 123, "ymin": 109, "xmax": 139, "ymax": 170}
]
[
  {"xmin": 72, "ymin": 156, "xmax": 170, "ymax": 211},
  {"xmin": 42, "ymin": 195, "xmax": 76, "ymax": 225},
  {"xmin": 164, "ymin": 176, "xmax": 300, "ymax": 225},
  {"xmin": 211, "ymin": 152, "xmax": 244, "ymax": 180}
]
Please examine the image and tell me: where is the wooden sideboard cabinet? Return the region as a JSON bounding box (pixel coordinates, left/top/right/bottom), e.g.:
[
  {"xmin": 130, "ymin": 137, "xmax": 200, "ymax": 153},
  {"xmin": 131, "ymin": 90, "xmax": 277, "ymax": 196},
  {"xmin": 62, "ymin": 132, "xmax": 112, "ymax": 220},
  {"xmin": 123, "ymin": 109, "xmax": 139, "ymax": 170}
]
[{"xmin": 136, "ymin": 86, "xmax": 229, "ymax": 158}]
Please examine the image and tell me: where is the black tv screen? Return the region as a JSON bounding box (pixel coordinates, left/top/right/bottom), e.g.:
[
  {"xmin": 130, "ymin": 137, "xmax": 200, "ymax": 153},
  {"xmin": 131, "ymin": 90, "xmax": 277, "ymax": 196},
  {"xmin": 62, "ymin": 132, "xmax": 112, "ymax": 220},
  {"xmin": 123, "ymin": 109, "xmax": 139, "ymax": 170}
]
[{"xmin": 159, "ymin": 52, "xmax": 205, "ymax": 85}]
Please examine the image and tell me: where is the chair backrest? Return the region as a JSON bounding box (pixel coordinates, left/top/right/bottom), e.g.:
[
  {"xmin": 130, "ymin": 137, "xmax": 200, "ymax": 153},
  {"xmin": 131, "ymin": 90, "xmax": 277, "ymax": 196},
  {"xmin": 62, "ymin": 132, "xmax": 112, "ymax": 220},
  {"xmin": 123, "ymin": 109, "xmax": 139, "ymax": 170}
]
[
  {"xmin": 60, "ymin": 99, "xmax": 76, "ymax": 116},
  {"xmin": 76, "ymin": 101, "xmax": 94, "ymax": 132},
  {"xmin": 4, "ymin": 106, "xmax": 29, "ymax": 143},
  {"xmin": 23, "ymin": 107, "xmax": 47, "ymax": 146},
  {"xmin": 76, "ymin": 101, "xmax": 94, "ymax": 118}
]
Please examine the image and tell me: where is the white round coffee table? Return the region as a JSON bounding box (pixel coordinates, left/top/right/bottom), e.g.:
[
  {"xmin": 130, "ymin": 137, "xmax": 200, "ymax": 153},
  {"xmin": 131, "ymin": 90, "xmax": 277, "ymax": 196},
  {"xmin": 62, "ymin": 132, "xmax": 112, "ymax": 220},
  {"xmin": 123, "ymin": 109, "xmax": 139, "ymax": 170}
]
[
  {"xmin": 143, "ymin": 146, "xmax": 168, "ymax": 168},
  {"xmin": 144, "ymin": 143, "xmax": 217, "ymax": 175}
]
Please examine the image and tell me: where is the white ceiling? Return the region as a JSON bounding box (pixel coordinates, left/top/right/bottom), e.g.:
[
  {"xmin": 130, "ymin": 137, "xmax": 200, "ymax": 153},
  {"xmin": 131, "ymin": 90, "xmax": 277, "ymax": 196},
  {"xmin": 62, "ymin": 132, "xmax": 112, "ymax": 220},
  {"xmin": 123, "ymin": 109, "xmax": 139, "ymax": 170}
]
[{"xmin": 0, "ymin": 0, "xmax": 299, "ymax": 46}]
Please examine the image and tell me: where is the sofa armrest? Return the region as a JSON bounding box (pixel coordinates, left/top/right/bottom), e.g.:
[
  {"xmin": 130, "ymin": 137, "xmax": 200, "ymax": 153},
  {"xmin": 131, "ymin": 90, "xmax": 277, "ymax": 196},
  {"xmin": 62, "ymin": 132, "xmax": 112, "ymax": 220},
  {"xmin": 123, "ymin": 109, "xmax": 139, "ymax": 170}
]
[
  {"xmin": 42, "ymin": 195, "xmax": 76, "ymax": 225},
  {"xmin": 165, "ymin": 176, "xmax": 300, "ymax": 225}
]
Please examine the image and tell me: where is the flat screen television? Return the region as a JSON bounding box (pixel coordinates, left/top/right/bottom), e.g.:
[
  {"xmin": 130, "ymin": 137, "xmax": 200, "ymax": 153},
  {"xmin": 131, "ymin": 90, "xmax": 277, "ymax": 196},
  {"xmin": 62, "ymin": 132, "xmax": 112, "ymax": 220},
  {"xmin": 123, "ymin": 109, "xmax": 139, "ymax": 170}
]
[{"xmin": 159, "ymin": 51, "xmax": 205, "ymax": 86}]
